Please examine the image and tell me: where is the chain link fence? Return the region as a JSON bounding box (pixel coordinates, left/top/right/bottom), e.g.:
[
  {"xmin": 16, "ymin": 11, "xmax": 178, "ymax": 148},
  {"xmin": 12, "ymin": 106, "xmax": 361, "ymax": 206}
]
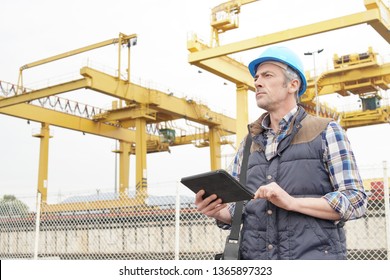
[{"xmin": 1, "ymin": 163, "xmax": 389, "ymax": 260}]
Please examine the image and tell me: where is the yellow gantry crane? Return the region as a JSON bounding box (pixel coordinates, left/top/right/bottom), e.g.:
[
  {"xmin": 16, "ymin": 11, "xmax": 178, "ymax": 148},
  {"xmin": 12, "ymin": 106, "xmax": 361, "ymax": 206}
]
[
  {"xmin": 0, "ymin": 33, "xmax": 237, "ymax": 211},
  {"xmin": 1, "ymin": 0, "xmax": 390, "ymax": 212},
  {"xmin": 188, "ymin": 0, "xmax": 390, "ymax": 141},
  {"xmin": 305, "ymin": 47, "xmax": 390, "ymax": 128}
]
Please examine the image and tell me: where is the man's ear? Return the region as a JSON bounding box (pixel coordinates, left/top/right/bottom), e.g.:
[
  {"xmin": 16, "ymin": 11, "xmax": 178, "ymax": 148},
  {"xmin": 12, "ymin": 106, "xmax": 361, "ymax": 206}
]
[{"xmin": 288, "ymin": 79, "xmax": 300, "ymax": 94}]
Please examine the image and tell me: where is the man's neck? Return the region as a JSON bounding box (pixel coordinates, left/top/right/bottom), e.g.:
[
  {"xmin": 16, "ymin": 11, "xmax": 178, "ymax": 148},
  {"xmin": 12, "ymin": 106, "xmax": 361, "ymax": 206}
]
[{"xmin": 268, "ymin": 104, "xmax": 298, "ymax": 132}]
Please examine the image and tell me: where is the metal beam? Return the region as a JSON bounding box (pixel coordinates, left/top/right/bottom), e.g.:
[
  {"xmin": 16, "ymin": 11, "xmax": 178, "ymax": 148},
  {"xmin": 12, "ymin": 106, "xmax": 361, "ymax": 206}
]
[
  {"xmin": 339, "ymin": 107, "xmax": 390, "ymax": 128},
  {"xmin": 0, "ymin": 99, "xmax": 229, "ymax": 148},
  {"xmin": 19, "ymin": 34, "xmax": 137, "ymax": 71},
  {"xmin": 187, "ymin": 36, "xmax": 254, "ymax": 91},
  {"xmin": 35, "ymin": 123, "xmax": 50, "ymax": 203},
  {"xmin": 236, "ymin": 84, "xmax": 249, "ymax": 142},
  {"xmin": 209, "ymin": 127, "xmax": 221, "ymax": 170},
  {"xmin": 118, "ymin": 140, "xmax": 131, "ymax": 199},
  {"xmin": 0, "ymin": 79, "xmax": 90, "ymax": 109},
  {"xmin": 315, "ymin": 62, "xmax": 390, "ymax": 96},
  {"xmin": 93, "ymin": 105, "xmax": 158, "ymax": 123},
  {"xmin": 81, "ymin": 67, "xmax": 237, "ymax": 133},
  {"xmin": 0, "ymin": 101, "xmax": 143, "ymax": 142},
  {"xmin": 188, "ymin": 8, "xmax": 389, "ymax": 63},
  {"xmin": 135, "ymin": 118, "xmax": 148, "ymax": 201}
]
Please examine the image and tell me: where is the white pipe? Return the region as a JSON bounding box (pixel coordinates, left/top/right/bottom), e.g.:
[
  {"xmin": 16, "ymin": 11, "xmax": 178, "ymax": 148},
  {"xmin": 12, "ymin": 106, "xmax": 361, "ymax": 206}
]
[
  {"xmin": 33, "ymin": 192, "xmax": 42, "ymax": 260},
  {"xmin": 174, "ymin": 182, "xmax": 181, "ymax": 260},
  {"xmin": 382, "ymin": 161, "xmax": 390, "ymax": 260}
]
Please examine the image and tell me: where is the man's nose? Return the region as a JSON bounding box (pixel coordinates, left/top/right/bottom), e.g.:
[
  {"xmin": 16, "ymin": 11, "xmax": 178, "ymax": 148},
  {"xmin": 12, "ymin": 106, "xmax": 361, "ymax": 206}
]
[{"xmin": 254, "ymin": 77, "xmax": 263, "ymax": 88}]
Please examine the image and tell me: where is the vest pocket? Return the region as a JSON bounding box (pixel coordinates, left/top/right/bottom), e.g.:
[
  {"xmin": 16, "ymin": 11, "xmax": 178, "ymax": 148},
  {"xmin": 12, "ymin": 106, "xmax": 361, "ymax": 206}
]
[
  {"xmin": 240, "ymin": 229, "xmax": 268, "ymax": 260},
  {"xmin": 302, "ymin": 216, "xmax": 344, "ymax": 256}
]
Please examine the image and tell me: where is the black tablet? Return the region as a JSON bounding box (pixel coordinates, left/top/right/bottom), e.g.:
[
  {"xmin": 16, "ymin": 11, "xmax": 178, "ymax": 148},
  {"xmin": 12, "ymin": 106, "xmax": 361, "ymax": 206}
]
[{"xmin": 180, "ymin": 169, "xmax": 254, "ymax": 203}]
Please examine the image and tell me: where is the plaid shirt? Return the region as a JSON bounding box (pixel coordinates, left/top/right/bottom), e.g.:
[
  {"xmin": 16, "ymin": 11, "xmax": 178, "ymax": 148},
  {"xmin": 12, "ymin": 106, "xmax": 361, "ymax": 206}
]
[{"xmin": 226, "ymin": 106, "xmax": 367, "ymax": 221}]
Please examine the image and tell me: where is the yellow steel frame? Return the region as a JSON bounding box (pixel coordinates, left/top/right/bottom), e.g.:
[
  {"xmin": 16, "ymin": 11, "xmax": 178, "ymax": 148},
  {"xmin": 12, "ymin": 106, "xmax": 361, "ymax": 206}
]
[
  {"xmin": 17, "ymin": 33, "xmax": 137, "ymax": 92},
  {"xmin": 118, "ymin": 141, "xmax": 131, "ymax": 199},
  {"xmin": 0, "ymin": 67, "xmax": 237, "ymax": 132},
  {"xmin": 340, "ymin": 107, "xmax": 390, "ymax": 129},
  {"xmin": 191, "ymin": 0, "xmax": 390, "ymax": 63},
  {"xmin": 302, "ymin": 48, "xmax": 390, "ymax": 100},
  {"xmin": 0, "ymin": 31, "xmax": 237, "ymax": 207},
  {"xmin": 187, "ymin": 0, "xmax": 390, "ymax": 139},
  {"xmin": 34, "ymin": 123, "xmax": 51, "ymax": 203},
  {"xmin": 2, "ymin": 0, "xmax": 390, "ymax": 211},
  {"xmin": 0, "ymin": 97, "xmax": 228, "ymax": 148},
  {"xmin": 210, "ymin": 0, "xmax": 259, "ymax": 47}
]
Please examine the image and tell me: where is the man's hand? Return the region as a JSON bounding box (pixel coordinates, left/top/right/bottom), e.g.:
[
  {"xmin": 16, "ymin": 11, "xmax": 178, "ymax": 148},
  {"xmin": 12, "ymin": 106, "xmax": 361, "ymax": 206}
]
[
  {"xmin": 254, "ymin": 182, "xmax": 341, "ymax": 220},
  {"xmin": 254, "ymin": 182, "xmax": 296, "ymax": 211},
  {"xmin": 195, "ymin": 190, "xmax": 231, "ymax": 224}
]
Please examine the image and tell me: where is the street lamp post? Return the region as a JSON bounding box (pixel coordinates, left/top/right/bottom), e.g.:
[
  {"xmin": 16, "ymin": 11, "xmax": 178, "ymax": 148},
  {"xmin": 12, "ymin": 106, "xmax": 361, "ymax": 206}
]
[{"xmin": 304, "ymin": 49, "xmax": 323, "ymax": 116}]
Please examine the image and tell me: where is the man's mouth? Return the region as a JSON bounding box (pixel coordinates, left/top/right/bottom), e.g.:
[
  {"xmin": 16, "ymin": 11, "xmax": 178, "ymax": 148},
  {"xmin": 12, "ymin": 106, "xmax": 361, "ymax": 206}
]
[{"xmin": 256, "ymin": 91, "xmax": 266, "ymax": 97}]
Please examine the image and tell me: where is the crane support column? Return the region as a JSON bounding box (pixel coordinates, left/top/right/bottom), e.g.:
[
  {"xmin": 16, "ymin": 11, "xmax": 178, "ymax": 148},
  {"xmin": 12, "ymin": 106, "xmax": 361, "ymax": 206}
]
[
  {"xmin": 236, "ymin": 84, "xmax": 249, "ymax": 144},
  {"xmin": 118, "ymin": 140, "xmax": 131, "ymax": 200},
  {"xmin": 34, "ymin": 123, "xmax": 51, "ymax": 203},
  {"xmin": 209, "ymin": 127, "xmax": 222, "ymax": 170},
  {"xmin": 135, "ymin": 117, "xmax": 148, "ymax": 202}
]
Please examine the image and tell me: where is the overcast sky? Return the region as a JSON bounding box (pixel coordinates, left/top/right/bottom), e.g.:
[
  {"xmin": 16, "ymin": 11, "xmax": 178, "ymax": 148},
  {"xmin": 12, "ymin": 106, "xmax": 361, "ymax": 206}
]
[{"xmin": 1, "ymin": 0, "xmax": 389, "ymax": 207}]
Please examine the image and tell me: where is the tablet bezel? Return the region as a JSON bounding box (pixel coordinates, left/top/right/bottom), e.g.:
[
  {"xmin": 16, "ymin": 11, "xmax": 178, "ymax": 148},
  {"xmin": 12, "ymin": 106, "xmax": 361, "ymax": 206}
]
[{"xmin": 180, "ymin": 169, "xmax": 254, "ymax": 203}]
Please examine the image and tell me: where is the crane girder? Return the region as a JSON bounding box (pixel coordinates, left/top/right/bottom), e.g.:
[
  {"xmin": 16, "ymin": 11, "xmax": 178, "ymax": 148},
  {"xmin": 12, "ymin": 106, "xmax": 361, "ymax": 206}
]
[
  {"xmin": 93, "ymin": 105, "xmax": 158, "ymax": 123},
  {"xmin": 82, "ymin": 67, "xmax": 237, "ymax": 134},
  {"xmin": 189, "ymin": 2, "xmax": 390, "ymax": 63},
  {"xmin": 187, "ymin": 35, "xmax": 254, "ymax": 91},
  {"xmin": 80, "ymin": 67, "xmax": 159, "ymax": 105},
  {"xmin": 0, "ymin": 96, "xmax": 225, "ymax": 151},
  {"xmin": 301, "ymin": 61, "xmax": 390, "ymax": 101},
  {"xmin": 339, "ymin": 107, "xmax": 390, "ymax": 128},
  {"xmin": 0, "ymin": 99, "xmax": 141, "ymax": 142},
  {"xmin": 189, "ymin": 1, "xmax": 390, "ymax": 95},
  {"xmin": 0, "ymin": 79, "xmax": 90, "ymax": 109},
  {"xmin": 19, "ymin": 34, "xmax": 137, "ymax": 71},
  {"xmin": 0, "ymin": 66, "xmax": 237, "ymax": 135}
]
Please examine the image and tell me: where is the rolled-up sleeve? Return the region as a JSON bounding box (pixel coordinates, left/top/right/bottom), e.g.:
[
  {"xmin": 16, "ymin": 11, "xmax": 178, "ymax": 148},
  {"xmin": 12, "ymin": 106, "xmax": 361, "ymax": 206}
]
[{"xmin": 322, "ymin": 122, "xmax": 368, "ymax": 221}]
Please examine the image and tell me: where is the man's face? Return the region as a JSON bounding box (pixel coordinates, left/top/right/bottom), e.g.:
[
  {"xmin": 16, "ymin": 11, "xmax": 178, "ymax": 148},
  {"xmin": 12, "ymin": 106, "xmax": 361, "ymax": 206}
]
[{"xmin": 253, "ymin": 62, "xmax": 291, "ymax": 111}]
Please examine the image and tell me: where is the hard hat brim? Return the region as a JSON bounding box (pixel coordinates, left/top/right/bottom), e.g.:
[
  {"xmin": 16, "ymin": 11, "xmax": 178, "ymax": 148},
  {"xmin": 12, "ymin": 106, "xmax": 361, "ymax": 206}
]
[{"xmin": 248, "ymin": 57, "xmax": 307, "ymax": 97}]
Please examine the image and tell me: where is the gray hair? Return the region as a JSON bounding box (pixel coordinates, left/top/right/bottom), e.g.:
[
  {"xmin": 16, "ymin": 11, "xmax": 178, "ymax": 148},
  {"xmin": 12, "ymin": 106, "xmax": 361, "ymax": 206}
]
[{"xmin": 283, "ymin": 66, "xmax": 301, "ymax": 101}]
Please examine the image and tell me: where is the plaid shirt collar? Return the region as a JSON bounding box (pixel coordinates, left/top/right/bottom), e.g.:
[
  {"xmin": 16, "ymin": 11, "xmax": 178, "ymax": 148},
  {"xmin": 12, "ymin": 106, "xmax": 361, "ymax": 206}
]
[
  {"xmin": 260, "ymin": 106, "xmax": 299, "ymax": 160},
  {"xmin": 261, "ymin": 106, "xmax": 298, "ymax": 133}
]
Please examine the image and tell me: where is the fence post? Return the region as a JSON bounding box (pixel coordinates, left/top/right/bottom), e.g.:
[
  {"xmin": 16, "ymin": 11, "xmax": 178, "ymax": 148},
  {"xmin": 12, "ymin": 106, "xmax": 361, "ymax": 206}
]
[
  {"xmin": 383, "ymin": 161, "xmax": 390, "ymax": 260},
  {"xmin": 33, "ymin": 192, "xmax": 42, "ymax": 260},
  {"xmin": 174, "ymin": 183, "xmax": 181, "ymax": 260}
]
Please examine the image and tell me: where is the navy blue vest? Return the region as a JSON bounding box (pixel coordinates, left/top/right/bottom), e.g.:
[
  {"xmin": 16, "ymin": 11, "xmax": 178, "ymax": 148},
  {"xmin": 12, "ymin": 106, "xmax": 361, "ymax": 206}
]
[{"xmin": 240, "ymin": 108, "xmax": 346, "ymax": 260}]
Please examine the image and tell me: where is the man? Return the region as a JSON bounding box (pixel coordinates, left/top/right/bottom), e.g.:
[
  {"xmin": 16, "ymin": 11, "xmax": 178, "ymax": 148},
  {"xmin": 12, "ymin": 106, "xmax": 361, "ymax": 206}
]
[{"xmin": 195, "ymin": 45, "xmax": 367, "ymax": 260}]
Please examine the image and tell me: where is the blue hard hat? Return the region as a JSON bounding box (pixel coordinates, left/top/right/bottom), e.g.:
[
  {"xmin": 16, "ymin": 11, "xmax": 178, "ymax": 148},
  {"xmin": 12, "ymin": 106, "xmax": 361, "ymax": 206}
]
[{"xmin": 248, "ymin": 46, "xmax": 307, "ymax": 96}]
